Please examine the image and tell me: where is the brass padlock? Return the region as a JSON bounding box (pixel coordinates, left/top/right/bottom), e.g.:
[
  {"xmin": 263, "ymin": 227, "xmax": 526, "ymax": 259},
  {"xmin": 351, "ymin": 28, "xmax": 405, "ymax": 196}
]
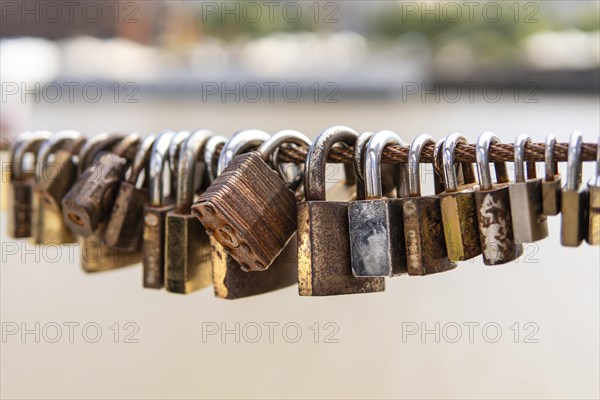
[
  {"xmin": 508, "ymin": 134, "xmax": 549, "ymax": 243},
  {"xmin": 143, "ymin": 130, "xmax": 177, "ymax": 288},
  {"xmin": 32, "ymin": 130, "xmax": 84, "ymax": 245},
  {"xmin": 166, "ymin": 130, "xmax": 222, "ymax": 294},
  {"xmin": 587, "ymin": 136, "xmax": 600, "ymax": 245},
  {"xmin": 7, "ymin": 131, "xmax": 51, "ymax": 238},
  {"xmin": 103, "ymin": 135, "xmax": 155, "ymax": 252},
  {"xmin": 402, "ymin": 134, "xmax": 457, "ymax": 275},
  {"xmin": 561, "ymin": 131, "xmax": 589, "ymax": 247},
  {"xmin": 474, "ymin": 131, "xmax": 523, "ymax": 265},
  {"xmin": 541, "ymin": 135, "xmax": 561, "ymax": 215},
  {"xmin": 439, "ymin": 133, "xmax": 482, "ymax": 261},
  {"xmin": 62, "ymin": 133, "xmax": 138, "ymax": 236},
  {"xmin": 199, "ymin": 130, "xmax": 298, "ymax": 299},
  {"xmin": 298, "ymin": 125, "xmax": 385, "ymax": 296},
  {"xmin": 194, "ymin": 130, "xmax": 309, "ymax": 272},
  {"xmin": 348, "ymin": 130, "xmax": 408, "ymax": 277}
]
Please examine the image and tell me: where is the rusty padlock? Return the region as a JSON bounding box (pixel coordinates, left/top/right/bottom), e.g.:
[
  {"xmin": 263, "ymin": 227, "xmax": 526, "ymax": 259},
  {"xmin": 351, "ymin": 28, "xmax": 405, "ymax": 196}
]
[
  {"xmin": 297, "ymin": 126, "xmax": 385, "ymax": 296},
  {"xmin": 541, "ymin": 135, "xmax": 562, "ymax": 216},
  {"xmin": 587, "ymin": 136, "xmax": 600, "ymax": 245},
  {"xmin": 348, "ymin": 130, "xmax": 408, "ymax": 277},
  {"xmin": 165, "ymin": 130, "xmax": 222, "ymax": 294},
  {"xmin": 32, "ymin": 130, "xmax": 84, "ymax": 245},
  {"xmin": 401, "ymin": 134, "xmax": 457, "ymax": 275},
  {"xmin": 508, "ymin": 134, "xmax": 549, "ymax": 243},
  {"xmin": 474, "ymin": 131, "xmax": 523, "ymax": 265},
  {"xmin": 7, "ymin": 131, "xmax": 51, "ymax": 238},
  {"xmin": 103, "ymin": 135, "xmax": 155, "ymax": 252},
  {"xmin": 439, "ymin": 133, "xmax": 482, "ymax": 262},
  {"xmin": 561, "ymin": 131, "xmax": 589, "ymax": 247},
  {"xmin": 3, "ymin": 132, "xmax": 35, "ymax": 213}
]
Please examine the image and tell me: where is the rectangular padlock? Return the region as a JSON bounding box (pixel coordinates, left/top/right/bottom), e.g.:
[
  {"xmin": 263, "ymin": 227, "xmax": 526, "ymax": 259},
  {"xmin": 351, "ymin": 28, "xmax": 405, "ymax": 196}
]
[
  {"xmin": 586, "ymin": 138, "xmax": 599, "ymax": 245},
  {"xmin": 561, "ymin": 132, "xmax": 589, "ymax": 247},
  {"xmin": 32, "ymin": 188, "xmax": 77, "ymax": 244}
]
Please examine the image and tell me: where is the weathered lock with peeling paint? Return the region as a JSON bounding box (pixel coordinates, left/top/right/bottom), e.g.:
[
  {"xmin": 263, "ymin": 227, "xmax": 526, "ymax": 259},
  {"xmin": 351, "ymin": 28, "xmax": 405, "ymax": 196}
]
[
  {"xmin": 439, "ymin": 133, "xmax": 481, "ymax": 262},
  {"xmin": 508, "ymin": 134, "xmax": 548, "ymax": 243},
  {"xmin": 561, "ymin": 131, "xmax": 589, "ymax": 247},
  {"xmin": 474, "ymin": 132, "xmax": 523, "ymax": 265},
  {"xmin": 349, "ymin": 130, "xmax": 408, "ymax": 277}
]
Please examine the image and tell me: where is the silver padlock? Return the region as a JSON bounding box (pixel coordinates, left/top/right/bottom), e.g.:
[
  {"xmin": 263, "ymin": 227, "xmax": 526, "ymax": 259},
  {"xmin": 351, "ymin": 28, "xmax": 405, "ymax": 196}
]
[{"xmin": 560, "ymin": 131, "xmax": 588, "ymax": 247}]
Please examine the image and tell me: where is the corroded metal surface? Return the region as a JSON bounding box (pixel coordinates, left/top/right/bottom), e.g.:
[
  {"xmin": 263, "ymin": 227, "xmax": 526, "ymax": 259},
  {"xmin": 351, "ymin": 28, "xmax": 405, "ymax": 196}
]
[
  {"xmin": 440, "ymin": 188, "xmax": 481, "ymax": 261},
  {"xmin": 103, "ymin": 182, "xmax": 148, "ymax": 252},
  {"xmin": 561, "ymin": 189, "xmax": 588, "ymax": 247},
  {"xmin": 80, "ymin": 223, "xmax": 140, "ymax": 272},
  {"xmin": 143, "ymin": 204, "xmax": 174, "ymax": 288},
  {"xmin": 8, "ymin": 180, "xmax": 33, "ymax": 238},
  {"xmin": 297, "ymin": 201, "xmax": 385, "ymax": 296}
]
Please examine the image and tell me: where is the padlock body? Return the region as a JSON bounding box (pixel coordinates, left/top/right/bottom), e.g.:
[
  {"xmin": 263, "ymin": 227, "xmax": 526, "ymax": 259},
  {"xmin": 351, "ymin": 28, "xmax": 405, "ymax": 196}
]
[
  {"xmin": 165, "ymin": 212, "xmax": 212, "ymax": 294},
  {"xmin": 297, "ymin": 201, "xmax": 385, "ymax": 296},
  {"xmin": 104, "ymin": 182, "xmax": 148, "ymax": 252},
  {"xmin": 211, "ymin": 235, "xmax": 298, "ymax": 299},
  {"xmin": 542, "ymin": 176, "xmax": 561, "ymax": 216},
  {"xmin": 440, "ymin": 189, "xmax": 481, "ymax": 261},
  {"xmin": 37, "ymin": 149, "xmax": 77, "ymax": 212},
  {"xmin": 81, "ymin": 223, "xmax": 140, "ymax": 272},
  {"xmin": 31, "ymin": 188, "xmax": 77, "ymax": 244},
  {"xmin": 509, "ymin": 178, "xmax": 549, "ymax": 243},
  {"xmin": 143, "ymin": 203, "xmax": 174, "ymax": 288},
  {"xmin": 62, "ymin": 153, "xmax": 126, "ymax": 236},
  {"xmin": 193, "ymin": 152, "xmax": 297, "ymax": 272},
  {"xmin": 348, "ymin": 198, "xmax": 406, "ymax": 277},
  {"xmin": 8, "ymin": 180, "xmax": 33, "ymax": 238},
  {"xmin": 402, "ymin": 196, "xmax": 457, "ymax": 275},
  {"xmin": 587, "ymin": 184, "xmax": 600, "ymax": 245},
  {"xmin": 474, "ymin": 185, "xmax": 524, "ymax": 265},
  {"xmin": 1, "ymin": 158, "xmax": 10, "ymax": 212},
  {"xmin": 561, "ymin": 188, "xmax": 589, "ymax": 247}
]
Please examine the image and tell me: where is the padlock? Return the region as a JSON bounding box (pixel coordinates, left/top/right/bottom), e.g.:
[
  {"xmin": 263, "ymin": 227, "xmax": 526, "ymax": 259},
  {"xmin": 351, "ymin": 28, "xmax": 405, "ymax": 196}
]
[
  {"xmin": 561, "ymin": 131, "xmax": 589, "ymax": 247},
  {"xmin": 439, "ymin": 133, "xmax": 482, "ymax": 261},
  {"xmin": 0, "ymin": 136, "xmax": 12, "ymax": 212},
  {"xmin": 401, "ymin": 134, "xmax": 457, "ymax": 275},
  {"xmin": 298, "ymin": 125, "xmax": 385, "ymax": 296},
  {"xmin": 165, "ymin": 130, "xmax": 221, "ymax": 294},
  {"xmin": 587, "ymin": 136, "xmax": 600, "ymax": 245},
  {"xmin": 541, "ymin": 135, "xmax": 561, "ymax": 215},
  {"xmin": 194, "ymin": 129, "xmax": 309, "ymax": 272},
  {"xmin": 353, "ymin": 131, "xmax": 401, "ymax": 200},
  {"xmin": 32, "ymin": 130, "xmax": 84, "ymax": 245},
  {"xmin": 474, "ymin": 131, "xmax": 523, "ymax": 265},
  {"xmin": 7, "ymin": 131, "xmax": 51, "ymax": 238},
  {"xmin": 195, "ymin": 130, "xmax": 298, "ymax": 299},
  {"xmin": 508, "ymin": 134, "xmax": 549, "ymax": 243},
  {"xmin": 62, "ymin": 133, "xmax": 138, "ymax": 236},
  {"xmin": 348, "ymin": 130, "xmax": 408, "ymax": 277},
  {"xmin": 103, "ymin": 135, "xmax": 155, "ymax": 252},
  {"xmin": 143, "ymin": 130, "xmax": 177, "ymax": 288}
]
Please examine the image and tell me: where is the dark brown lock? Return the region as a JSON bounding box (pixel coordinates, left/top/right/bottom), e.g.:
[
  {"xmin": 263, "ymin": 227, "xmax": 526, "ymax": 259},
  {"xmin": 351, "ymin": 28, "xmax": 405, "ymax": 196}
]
[
  {"xmin": 62, "ymin": 133, "xmax": 138, "ymax": 236},
  {"xmin": 103, "ymin": 135, "xmax": 155, "ymax": 252},
  {"xmin": 401, "ymin": 135, "xmax": 457, "ymax": 276},
  {"xmin": 7, "ymin": 131, "xmax": 51, "ymax": 238}
]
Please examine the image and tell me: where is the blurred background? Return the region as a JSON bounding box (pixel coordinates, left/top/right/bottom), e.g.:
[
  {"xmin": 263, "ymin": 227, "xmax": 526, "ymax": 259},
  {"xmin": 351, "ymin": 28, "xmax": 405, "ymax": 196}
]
[{"xmin": 1, "ymin": 1, "xmax": 599, "ymax": 399}]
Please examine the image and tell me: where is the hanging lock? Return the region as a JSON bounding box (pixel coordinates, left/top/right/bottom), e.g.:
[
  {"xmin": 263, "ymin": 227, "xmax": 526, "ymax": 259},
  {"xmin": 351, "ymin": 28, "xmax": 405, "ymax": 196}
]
[
  {"xmin": 508, "ymin": 134, "xmax": 549, "ymax": 243},
  {"xmin": 474, "ymin": 132, "xmax": 523, "ymax": 265},
  {"xmin": 298, "ymin": 126, "xmax": 385, "ymax": 296},
  {"xmin": 7, "ymin": 131, "xmax": 51, "ymax": 238},
  {"xmin": 165, "ymin": 130, "xmax": 223, "ymax": 294},
  {"xmin": 4, "ymin": 132, "xmax": 35, "ymax": 215},
  {"xmin": 541, "ymin": 135, "xmax": 562, "ymax": 215},
  {"xmin": 103, "ymin": 135, "xmax": 155, "ymax": 252},
  {"xmin": 561, "ymin": 131, "xmax": 589, "ymax": 247},
  {"xmin": 195, "ymin": 130, "xmax": 298, "ymax": 299},
  {"xmin": 32, "ymin": 130, "xmax": 84, "ymax": 245},
  {"xmin": 401, "ymin": 135, "xmax": 456, "ymax": 275},
  {"xmin": 439, "ymin": 133, "xmax": 482, "ymax": 261},
  {"xmin": 194, "ymin": 130, "xmax": 309, "ymax": 272},
  {"xmin": 348, "ymin": 130, "xmax": 408, "ymax": 277},
  {"xmin": 587, "ymin": 136, "xmax": 600, "ymax": 245}
]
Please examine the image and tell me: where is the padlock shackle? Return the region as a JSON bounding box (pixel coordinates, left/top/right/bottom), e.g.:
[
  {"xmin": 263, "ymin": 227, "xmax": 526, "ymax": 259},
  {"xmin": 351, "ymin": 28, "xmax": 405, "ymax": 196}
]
[
  {"xmin": 176, "ymin": 129, "xmax": 214, "ymax": 213},
  {"xmin": 149, "ymin": 130, "xmax": 176, "ymax": 205},
  {"xmin": 514, "ymin": 134, "xmax": 536, "ymax": 183},
  {"xmin": 566, "ymin": 131, "xmax": 583, "ymax": 191},
  {"xmin": 36, "ymin": 130, "xmax": 84, "ymax": 182},
  {"xmin": 217, "ymin": 129, "xmax": 270, "ymax": 175},
  {"xmin": 353, "ymin": 131, "xmax": 375, "ymax": 184},
  {"xmin": 443, "ymin": 133, "xmax": 470, "ymax": 192},
  {"xmin": 408, "ymin": 134, "xmax": 436, "ymax": 197},
  {"xmin": 304, "ymin": 125, "xmax": 359, "ymax": 202},
  {"xmin": 203, "ymin": 135, "xmax": 227, "ymax": 183},
  {"xmin": 127, "ymin": 135, "xmax": 155, "ymax": 185},
  {"xmin": 168, "ymin": 131, "xmax": 192, "ymax": 178},
  {"xmin": 476, "ymin": 131, "xmax": 509, "ymax": 191},
  {"xmin": 257, "ymin": 129, "xmax": 310, "ymax": 192},
  {"xmin": 112, "ymin": 133, "xmax": 141, "ymax": 159},
  {"xmin": 544, "ymin": 134, "xmax": 559, "ymax": 181},
  {"xmin": 77, "ymin": 132, "xmax": 127, "ymax": 175},
  {"xmin": 10, "ymin": 131, "xmax": 52, "ymax": 181},
  {"xmin": 364, "ymin": 130, "xmax": 406, "ymax": 199}
]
